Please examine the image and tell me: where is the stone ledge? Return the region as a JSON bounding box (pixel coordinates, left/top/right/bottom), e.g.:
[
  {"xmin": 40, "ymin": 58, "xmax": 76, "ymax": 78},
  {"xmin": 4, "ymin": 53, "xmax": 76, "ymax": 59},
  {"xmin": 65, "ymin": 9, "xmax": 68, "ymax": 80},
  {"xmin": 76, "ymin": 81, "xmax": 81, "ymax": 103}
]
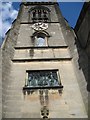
[
  {"xmin": 12, "ymin": 58, "xmax": 72, "ymax": 62},
  {"xmin": 15, "ymin": 46, "xmax": 68, "ymax": 49}
]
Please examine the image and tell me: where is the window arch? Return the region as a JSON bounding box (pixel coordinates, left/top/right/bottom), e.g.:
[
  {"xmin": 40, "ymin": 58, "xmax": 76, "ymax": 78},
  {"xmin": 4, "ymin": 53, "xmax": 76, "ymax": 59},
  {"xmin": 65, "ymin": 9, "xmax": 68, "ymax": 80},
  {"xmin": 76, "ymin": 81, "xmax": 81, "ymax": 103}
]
[
  {"xmin": 29, "ymin": 6, "xmax": 51, "ymax": 23},
  {"xmin": 32, "ymin": 31, "xmax": 50, "ymax": 47}
]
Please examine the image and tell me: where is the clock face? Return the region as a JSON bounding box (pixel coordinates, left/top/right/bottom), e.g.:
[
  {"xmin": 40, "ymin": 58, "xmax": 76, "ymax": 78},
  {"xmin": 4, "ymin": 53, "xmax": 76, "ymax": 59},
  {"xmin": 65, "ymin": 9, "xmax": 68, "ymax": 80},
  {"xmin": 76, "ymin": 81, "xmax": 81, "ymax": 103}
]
[{"xmin": 31, "ymin": 23, "xmax": 48, "ymax": 31}]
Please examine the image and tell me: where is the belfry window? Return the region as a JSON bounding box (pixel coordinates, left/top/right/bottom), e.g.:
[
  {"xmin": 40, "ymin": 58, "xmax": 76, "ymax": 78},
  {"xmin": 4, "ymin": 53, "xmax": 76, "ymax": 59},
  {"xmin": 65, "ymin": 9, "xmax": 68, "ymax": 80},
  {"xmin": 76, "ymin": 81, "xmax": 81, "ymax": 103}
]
[
  {"xmin": 32, "ymin": 10, "xmax": 36, "ymax": 18},
  {"xmin": 25, "ymin": 70, "xmax": 61, "ymax": 88},
  {"xmin": 29, "ymin": 6, "xmax": 50, "ymax": 23}
]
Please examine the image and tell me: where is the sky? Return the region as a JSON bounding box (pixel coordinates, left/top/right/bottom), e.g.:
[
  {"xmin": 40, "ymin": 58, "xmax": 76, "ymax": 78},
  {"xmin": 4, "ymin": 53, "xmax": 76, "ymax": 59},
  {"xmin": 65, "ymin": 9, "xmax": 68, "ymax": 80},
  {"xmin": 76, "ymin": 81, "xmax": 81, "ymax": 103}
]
[{"xmin": 0, "ymin": 2, "xmax": 84, "ymax": 45}]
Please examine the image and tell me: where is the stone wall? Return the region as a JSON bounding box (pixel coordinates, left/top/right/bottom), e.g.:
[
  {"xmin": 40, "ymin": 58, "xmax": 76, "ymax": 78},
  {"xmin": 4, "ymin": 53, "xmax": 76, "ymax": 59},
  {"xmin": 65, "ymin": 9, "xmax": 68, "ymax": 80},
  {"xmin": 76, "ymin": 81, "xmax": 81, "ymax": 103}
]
[
  {"xmin": 2, "ymin": 61, "xmax": 87, "ymax": 118},
  {"xmin": 1, "ymin": 19, "xmax": 20, "ymax": 118},
  {"xmin": 65, "ymin": 28, "xmax": 88, "ymax": 113},
  {"xmin": 0, "ymin": 48, "xmax": 2, "ymax": 120},
  {"xmin": 1, "ymin": 2, "xmax": 88, "ymax": 118},
  {"xmin": 76, "ymin": 11, "xmax": 89, "ymax": 48},
  {"xmin": 75, "ymin": 2, "xmax": 90, "ymax": 93},
  {"xmin": 16, "ymin": 23, "xmax": 66, "ymax": 47},
  {"xmin": 60, "ymin": 19, "xmax": 88, "ymax": 113},
  {"xmin": 13, "ymin": 48, "xmax": 70, "ymax": 60},
  {"xmin": 56, "ymin": 4, "xmax": 88, "ymax": 113},
  {"xmin": 74, "ymin": 2, "xmax": 90, "ymax": 49}
]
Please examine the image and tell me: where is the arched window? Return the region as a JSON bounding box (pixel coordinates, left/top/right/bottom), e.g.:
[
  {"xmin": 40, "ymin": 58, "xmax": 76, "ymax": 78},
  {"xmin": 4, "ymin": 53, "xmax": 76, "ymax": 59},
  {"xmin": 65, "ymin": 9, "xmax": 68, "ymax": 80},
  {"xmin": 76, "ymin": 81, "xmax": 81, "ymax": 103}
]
[
  {"xmin": 32, "ymin": 31, "xmax": 50, "ymax": 47},
  {"xmin": 34, "ymin": 33, "xmax": 47, "ymax": 47},
  {"xmin": 36, "ymin": 37, "xmax": 45, "ymax": 46},
  {"xmin": 29, "ymin": 6, "xmax": 50, "ymax": 23}
]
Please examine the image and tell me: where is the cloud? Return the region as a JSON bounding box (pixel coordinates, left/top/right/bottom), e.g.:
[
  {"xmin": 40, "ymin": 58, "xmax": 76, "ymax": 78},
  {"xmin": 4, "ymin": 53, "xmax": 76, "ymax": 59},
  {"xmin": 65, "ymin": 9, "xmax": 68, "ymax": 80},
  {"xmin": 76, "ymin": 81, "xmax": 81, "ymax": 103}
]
[
  {"xmin": 10, "ymin": 9, "xmax": 18, "ymax": 19},
  {"xmin": 2, "ymin": 21, "xmax": 11, "ymax": 37},
  {"xmin": 0, "ymin": 2, "xmax": 18, "ymax": 40}
]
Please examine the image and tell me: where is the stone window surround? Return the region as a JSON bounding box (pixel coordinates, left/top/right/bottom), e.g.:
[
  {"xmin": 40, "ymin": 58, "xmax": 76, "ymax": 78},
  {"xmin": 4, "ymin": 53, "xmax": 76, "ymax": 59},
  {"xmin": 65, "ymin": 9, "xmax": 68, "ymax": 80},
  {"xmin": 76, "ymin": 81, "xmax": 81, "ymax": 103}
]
[
  {"xmin": 28, "ymin": 5, "xmax": 51, "ymax": 23},
  {"xmin": 31, "ymin": 31, "xmax": 50, "ymax": 47},
  {"xmin": 24, "ymin": 69, "xmax": 63, "ymax": 89}
]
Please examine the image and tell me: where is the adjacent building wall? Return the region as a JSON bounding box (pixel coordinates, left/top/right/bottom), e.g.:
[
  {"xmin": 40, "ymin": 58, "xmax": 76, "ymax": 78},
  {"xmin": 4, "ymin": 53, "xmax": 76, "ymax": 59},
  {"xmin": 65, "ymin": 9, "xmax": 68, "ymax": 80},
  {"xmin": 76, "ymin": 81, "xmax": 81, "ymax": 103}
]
[
  {"xmin": 75, "ymin": 2, "xmax": 90, "ymax": 92},
  {"xmin": 74, "ymin": 2, "xmax": 90, "ymax": 115}
]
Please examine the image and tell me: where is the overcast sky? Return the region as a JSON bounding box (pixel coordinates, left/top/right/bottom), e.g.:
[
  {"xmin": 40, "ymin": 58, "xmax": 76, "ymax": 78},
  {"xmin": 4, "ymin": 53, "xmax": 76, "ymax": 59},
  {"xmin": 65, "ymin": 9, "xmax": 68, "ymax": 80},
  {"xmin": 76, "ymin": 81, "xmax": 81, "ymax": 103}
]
[{"xmin": 0, "ymin": 2, "xmax": 84, "ymax": 45}]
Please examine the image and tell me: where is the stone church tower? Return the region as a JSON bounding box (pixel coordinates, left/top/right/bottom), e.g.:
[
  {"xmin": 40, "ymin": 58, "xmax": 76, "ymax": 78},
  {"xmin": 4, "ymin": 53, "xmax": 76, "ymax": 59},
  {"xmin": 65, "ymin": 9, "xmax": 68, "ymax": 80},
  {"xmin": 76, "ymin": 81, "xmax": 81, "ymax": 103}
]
[{"xmin": 1, "ymin": 1, "xmax": 88, "ymax": 119}]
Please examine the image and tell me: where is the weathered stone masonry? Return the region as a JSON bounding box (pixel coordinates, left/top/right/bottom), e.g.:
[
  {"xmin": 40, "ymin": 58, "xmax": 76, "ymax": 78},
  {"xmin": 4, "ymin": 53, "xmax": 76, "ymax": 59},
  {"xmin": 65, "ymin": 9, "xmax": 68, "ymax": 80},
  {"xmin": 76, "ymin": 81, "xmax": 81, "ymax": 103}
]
[{"xmin": 1, "ymin": 2, "xmax": 88, "ymax": 119}]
